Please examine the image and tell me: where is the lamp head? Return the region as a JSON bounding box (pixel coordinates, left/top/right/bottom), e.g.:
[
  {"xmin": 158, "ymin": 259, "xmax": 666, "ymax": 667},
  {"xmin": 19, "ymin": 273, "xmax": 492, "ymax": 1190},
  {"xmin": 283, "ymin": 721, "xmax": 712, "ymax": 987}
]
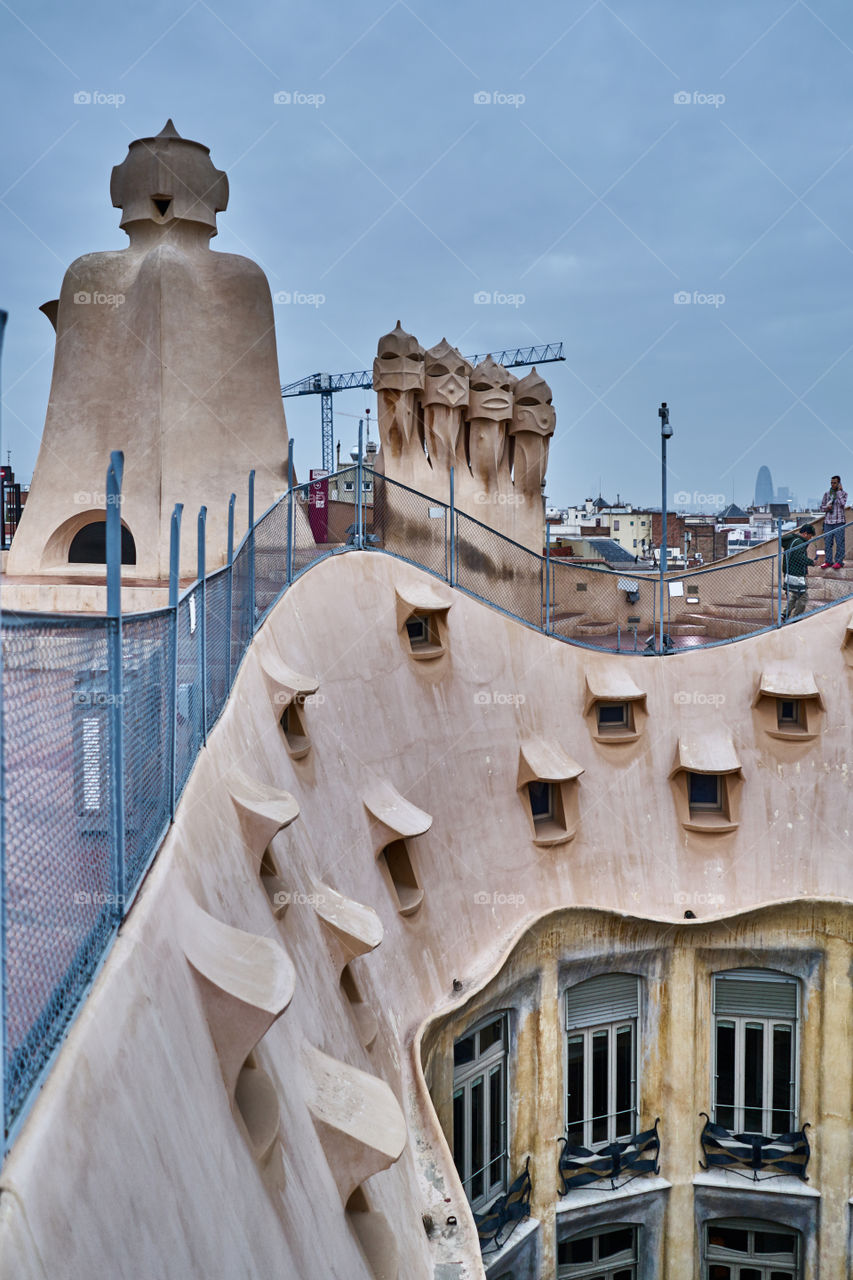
[{"xmin": 659, "ymin": 401, "xmax": 673, "ymax": 437}]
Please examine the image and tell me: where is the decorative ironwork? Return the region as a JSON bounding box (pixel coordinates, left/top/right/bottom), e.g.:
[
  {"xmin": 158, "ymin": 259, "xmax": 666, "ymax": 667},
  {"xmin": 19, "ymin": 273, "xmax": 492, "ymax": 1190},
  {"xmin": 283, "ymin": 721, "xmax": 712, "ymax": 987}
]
[
  {"xmin": 558, "ymin": 1119, "xmax": 660, "ymax": 1193},
  {"xmin": 699, "ymin": 1113, "xmax": 810, "ymax": 1181},
  {"xmin": 473, "ymin": 1158, "xmax": 532, "ymax": 1254}
]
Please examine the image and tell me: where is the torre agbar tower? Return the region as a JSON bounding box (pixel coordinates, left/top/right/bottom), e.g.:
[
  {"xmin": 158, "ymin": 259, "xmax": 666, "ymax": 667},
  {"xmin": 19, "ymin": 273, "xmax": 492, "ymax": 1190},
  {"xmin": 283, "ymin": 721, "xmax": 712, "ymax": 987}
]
[{"xmin": 2, "ymin": 123, "xmax": 853, "ymax": 1280}]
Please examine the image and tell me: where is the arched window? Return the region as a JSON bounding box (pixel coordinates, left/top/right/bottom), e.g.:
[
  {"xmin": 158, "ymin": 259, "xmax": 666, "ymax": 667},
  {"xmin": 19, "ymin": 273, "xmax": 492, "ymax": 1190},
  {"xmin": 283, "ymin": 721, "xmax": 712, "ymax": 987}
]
[
  {"xmin": 558, "ymin": 1224, "xmax": 638, "ymax": 1278},
  {"xmin": 704, "ymin": 1218, "xmax": 800, "ymax": 1279},
  {"xmin": 68, "ymin": 521, "xmax": 136, "ymax": 565},
  {"xmin": 565, "ymin": 973, "xmax": 640, "ymax": 1148},
  {"xmin": 712, "ymin": 969, "xmax": 798, "ymax": 1135},
  {"xmin": 452, "ymin": 1013, "xmax": 508, "ymax": 1210}
]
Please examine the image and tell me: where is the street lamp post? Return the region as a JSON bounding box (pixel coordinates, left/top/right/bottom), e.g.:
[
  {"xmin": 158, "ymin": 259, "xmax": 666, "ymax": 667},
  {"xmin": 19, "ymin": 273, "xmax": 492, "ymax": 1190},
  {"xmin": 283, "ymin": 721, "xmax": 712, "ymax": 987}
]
[{"xmin": 659, "ymin": 402, "xmax": 672, "ymax": 655}]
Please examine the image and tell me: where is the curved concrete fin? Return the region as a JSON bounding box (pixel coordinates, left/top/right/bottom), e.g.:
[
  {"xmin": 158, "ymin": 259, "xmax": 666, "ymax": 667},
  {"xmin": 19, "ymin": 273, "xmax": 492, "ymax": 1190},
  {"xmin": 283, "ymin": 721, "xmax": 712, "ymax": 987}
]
[
  {"xmin": 363, "ymin": 778, "xmax": 432, "ymax": 839},
  {"xmin": 314, "ymin": 883, "xmax": 383, "ymax": 962},
  {"xmin": 183, "ymin": 898, "xmax": 295, "ymax": 1097},
  {"xmin": 845, "ymin": 613, "xmax": 853, "ymax": 664},
  {"xmin": 260, "ymin": 652, "xmax": 320, "ymax": 708},
  {"xmin": 670, "ymin": 731, "xmax": 740, "ymax": 777},
  {"xmin": 303, "ymin": 1043, "xmax": 406, "ymax": 1203},
  {"xmin": 517, "ymin": 737, "xmax": 583, "ymax": 787},
  {"xmin": 39, "ymin": 300, "xmax": 59, "ymax": 331},
  {"xmin": 229, "ymin": 769, "xmax": 300, "ymax": 854}
]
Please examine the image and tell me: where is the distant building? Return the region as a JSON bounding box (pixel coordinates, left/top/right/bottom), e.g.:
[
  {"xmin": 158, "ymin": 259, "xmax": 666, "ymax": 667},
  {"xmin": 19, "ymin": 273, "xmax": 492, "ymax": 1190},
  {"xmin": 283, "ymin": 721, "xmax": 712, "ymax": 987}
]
[{"xmin": 754, "ymin": 464, "xmax": 774, "ymax": 506}]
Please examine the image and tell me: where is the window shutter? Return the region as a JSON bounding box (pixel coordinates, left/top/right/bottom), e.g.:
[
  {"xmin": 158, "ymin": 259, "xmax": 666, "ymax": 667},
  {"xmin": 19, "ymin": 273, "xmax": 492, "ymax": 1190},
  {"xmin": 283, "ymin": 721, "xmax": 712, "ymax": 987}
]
[
  {"xmin": 714, "ymin": 970, "xmax": 798, "ymax": 1018},
  {"xmin": 566, "ymin": 974, "xmax": 639, "ymax": 1028}
]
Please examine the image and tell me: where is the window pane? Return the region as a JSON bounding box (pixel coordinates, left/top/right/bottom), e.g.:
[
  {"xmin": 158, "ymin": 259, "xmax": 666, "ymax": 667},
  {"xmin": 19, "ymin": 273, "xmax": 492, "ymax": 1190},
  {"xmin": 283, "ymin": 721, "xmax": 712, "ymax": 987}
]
[
  {"xmin": 488, "ymin": 1066, "xmax": 504, "ymax": 1187},
  {"xmin": 454, "ymin": 1035, "xmax": 475, "ymax": 1067},
  {"xmin": 528, "ymin": 780, "xmax": 552, "ymax": 819},
  {"xmin": 479, "ymin": 1018, "xmax": 504, "ymax": 1053},
  {"xmin": 711, "ymin": 1225, "xmax": 748, "ymax": 1252},
  {"xmin": 689, "ymin": 772, "xmax": 719, "ymax": 806},
  {"xmin": 744, "ymin": 1022, "xmax": 765, "ymax": 1131},
  {"xmin": 598, "ymin": 702, "xmax": 626, "ymax": 725},
  {"xmin": 615, "ymin": 1025, "xmax": 634, "ymax": 1136},
  {"xmin": 715, "ymin": 1022, "xmax": 735, "ymax": 1129},
  {"xmin": 771, "ymin": 1025, "xmax": 793, "ymax": 1133},
  {"xmin": 708, "ymin": 1270, "xmax": 731, "ymax": 1280},
  {"xmin": 470, "ymin": 1078, "xmax": 484, "ymax": 1201},
  {"xmin": 591, "ymin": 1030, "xmax": 609, "ymax": 1143},
  {"xmin": 739, "ymin": 1271, "xmax": 761, "ymax": 1280},
  {"xmin": 452, "ymin": 1090, "xmax": 465, "ymax": 1174},
  {"xmin": 754, "ymin": 1229, "xmax": 796, "ymax": 1255},
  {"xmin": 599, "ymin": 1226, "xmax": 634, "ymax": 1257},
  {"xmin": 558, "ymin": 1235, "xmax": 594, "ymax": 1264},
  {"xmin": 566, "ymin": 1035, "xmax": 584, "ymax": 1143}
]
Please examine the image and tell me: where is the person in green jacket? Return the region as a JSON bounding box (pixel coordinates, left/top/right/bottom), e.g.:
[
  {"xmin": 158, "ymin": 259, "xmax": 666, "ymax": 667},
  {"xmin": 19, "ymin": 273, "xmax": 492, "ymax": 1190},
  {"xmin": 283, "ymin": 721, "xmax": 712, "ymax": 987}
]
[{"xmin": 781, "ymin": 523, "xmax": 816, "ymax": 621}]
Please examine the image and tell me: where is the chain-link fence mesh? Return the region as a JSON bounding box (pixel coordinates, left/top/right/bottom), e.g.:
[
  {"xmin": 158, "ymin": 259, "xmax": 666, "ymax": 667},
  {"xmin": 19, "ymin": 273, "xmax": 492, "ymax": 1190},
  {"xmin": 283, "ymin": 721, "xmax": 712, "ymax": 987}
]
[
  {"xmin": 2, "ymin": 616, "xmax": 116, "ymax": 1131},
  {"xmin": 548, "ymin": 559, "xmax": 659, "ymax": 651},
  {"xmin": 254, "ymin": 499, "xmax": 288, "ymax": 623},
  {"xmin": 455, "ymin": 511, "xmax": 542, "ymax": 625},
  {"xmin": 122, "ymin": 613, "xmax": 173, "ymax": 897},
  {"xmin": 204, "ymin": 568, "xmax": 231, "ymax": 732},
  {"xmin": 175, "ymin": 587, "xmax": 204, "ymax": 800},
  {"xmin": 230, "ymin": 539, "xmax": 253, "ymax": 676},
  {"xmin": 370, "ymin": 473, "xmax": 450, "ymax": 579}
]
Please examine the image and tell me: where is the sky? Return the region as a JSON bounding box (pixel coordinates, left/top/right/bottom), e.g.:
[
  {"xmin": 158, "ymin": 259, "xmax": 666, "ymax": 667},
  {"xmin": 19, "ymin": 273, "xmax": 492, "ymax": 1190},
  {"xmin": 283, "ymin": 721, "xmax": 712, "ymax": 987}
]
[{"xmin": 2, "ymin": 0, "xmax": 853, "ymax": 511}]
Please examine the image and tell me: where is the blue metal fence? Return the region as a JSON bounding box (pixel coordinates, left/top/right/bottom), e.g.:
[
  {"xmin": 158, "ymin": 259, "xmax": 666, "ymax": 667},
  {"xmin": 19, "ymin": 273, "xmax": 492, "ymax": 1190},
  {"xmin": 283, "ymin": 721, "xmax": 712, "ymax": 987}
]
[{"xmin": 2, "ymin": 448, "xmax": 853, "ymax": 1152}]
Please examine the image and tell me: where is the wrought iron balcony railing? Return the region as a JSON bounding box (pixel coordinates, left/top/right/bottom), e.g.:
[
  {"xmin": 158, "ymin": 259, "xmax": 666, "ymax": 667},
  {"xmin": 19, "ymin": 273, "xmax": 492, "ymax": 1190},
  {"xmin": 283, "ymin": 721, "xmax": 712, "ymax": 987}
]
[
  {"xmin": 699, "ymin": 1113, "xmax": 811, "ymax": 1181},
  {"xmin": 473, "ymin": 1158, "xmax": 532, "ymax": 1254},
  {"xmin": 558, "ymin": 1119, "xmax": 660, "ymax": 1193}
]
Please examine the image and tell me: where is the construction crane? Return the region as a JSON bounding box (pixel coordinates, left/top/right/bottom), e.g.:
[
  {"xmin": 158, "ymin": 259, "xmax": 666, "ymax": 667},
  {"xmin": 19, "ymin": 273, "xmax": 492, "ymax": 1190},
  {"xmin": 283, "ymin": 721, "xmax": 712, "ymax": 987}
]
[{"xmin": 281, "ymin": 342, "xmax": 565, "ymax": 473}]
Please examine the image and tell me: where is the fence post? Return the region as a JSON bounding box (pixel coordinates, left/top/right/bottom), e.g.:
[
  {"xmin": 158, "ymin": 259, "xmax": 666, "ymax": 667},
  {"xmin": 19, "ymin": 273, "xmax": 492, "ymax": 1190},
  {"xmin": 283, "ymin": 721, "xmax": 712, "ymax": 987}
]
[
  {"xmin": 448, "ymin": 466, "xmax": 455, "ymax": 586},
  {"xmin": 197, "ymin": 507, "xmax": 207, "ymax": 744},
  {"xmin": 777, "ymin": 517, "xmax": 783, "ymax": 627},
  {"xmin": 544, "ymin": 522, "xmax": 551, "ymax": 635},
  {"xmin": 286, "ymin": 440, "xmax": 294, "ymax": 585},
  {"xmin": 247, "ymin": 469, "xmax": 256, "ymax": 634},
  {"xmin": 356, "ymin": 419, "xmax": 364, "ymax": 550},
  {"xmin": 226, "ymin": 493, "xmax": 235, "ymax": 688},
  {"xmin": 106, "ymin": 451, "xmax": 126, "ymax": 927},
  {"xmin": 169, "ymin": 504, "xmax": 183, "ymax": 820}
]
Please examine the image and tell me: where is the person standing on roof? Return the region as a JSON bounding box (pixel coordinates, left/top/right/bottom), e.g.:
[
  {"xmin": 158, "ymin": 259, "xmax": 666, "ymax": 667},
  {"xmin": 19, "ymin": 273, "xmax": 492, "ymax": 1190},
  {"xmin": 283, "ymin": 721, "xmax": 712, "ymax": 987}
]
[
  {"xmin": 820, "ymin": 475, "xmax": 847, "ymax": 569},
  {"xmin": 781, "ymin": 523, "xmax": 816, "ymax": 621}
]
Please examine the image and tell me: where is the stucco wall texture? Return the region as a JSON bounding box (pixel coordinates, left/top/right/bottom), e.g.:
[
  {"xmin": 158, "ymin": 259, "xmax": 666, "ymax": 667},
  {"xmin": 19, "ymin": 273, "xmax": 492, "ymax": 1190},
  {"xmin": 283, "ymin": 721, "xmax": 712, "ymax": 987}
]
[{"xmin": 1, "ymin": 550, "xmax": 851, "ymax": 1279}]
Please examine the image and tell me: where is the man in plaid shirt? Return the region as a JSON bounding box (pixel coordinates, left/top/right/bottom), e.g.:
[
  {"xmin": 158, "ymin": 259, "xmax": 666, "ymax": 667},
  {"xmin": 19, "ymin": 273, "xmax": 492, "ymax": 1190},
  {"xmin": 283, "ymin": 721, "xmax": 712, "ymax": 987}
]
[{"xmin": 820, "ymin": 474, "xmax": 848, "ymax": 568}]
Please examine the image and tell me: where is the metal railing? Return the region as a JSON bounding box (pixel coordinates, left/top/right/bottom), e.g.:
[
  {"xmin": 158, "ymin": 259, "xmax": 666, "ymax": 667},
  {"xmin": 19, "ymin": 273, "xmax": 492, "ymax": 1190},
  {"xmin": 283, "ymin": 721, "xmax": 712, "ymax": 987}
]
[{"xmin": 2, "ymin": 439, "xmax": 852, "ymax": 1153}]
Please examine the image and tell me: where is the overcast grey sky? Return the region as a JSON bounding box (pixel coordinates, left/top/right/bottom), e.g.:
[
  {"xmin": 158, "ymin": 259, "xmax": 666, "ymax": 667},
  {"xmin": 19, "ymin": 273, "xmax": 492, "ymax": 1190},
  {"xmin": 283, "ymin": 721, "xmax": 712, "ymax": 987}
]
[{"xmin": 2, "ymin": 0, "xmax": 853, "ymax": 510}]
